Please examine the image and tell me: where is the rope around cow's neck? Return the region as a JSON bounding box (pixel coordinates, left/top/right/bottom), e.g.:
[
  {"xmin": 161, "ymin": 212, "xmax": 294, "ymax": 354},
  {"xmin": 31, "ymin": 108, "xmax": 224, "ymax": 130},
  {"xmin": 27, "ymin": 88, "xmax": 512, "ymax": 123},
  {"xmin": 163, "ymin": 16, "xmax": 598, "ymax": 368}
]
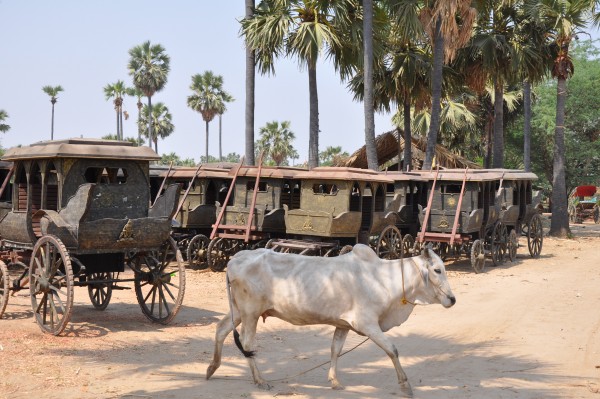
[{"xmin": 400, "ymin": 253, "xmax": 418, "ymax": 306}]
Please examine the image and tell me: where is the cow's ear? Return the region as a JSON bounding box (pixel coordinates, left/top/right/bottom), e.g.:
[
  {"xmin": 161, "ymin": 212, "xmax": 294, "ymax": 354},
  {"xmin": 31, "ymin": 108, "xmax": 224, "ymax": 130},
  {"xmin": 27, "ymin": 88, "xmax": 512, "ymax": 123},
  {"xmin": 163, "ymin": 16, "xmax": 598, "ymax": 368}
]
[
  {"xmin": 418, "ymin": 262, "xmax": 429, "ymax": 288},
  {"xmin": 422, "ymin": 246, "xmax": 432, "ymax": 259}
]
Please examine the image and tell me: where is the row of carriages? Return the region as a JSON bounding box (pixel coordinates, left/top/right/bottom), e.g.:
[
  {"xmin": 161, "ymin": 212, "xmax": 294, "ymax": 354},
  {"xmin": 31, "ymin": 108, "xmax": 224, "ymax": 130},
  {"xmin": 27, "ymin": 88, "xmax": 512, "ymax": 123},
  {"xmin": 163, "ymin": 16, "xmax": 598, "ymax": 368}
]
[{"xmin": 0, "ymin": 139, "xmax": 544, "ymax": 335}]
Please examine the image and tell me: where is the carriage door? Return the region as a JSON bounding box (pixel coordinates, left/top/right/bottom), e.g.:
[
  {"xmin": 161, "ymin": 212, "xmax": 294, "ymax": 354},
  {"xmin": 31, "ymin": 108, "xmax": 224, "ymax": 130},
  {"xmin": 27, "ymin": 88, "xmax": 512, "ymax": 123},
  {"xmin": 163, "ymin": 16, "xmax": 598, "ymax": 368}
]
[
  {"xmin": 360, "ymin": 183, "xmax": 374, "ymax": 240},
  {"xmin": 45, "ymin": 162, "xmax": 59, "ymax": 211},
  {"xmin": 30, "ymin": 162, "xmax": 42, "ymax": 214},
  {"xmin": 280, "ymin": 179, "xmax": 301, "ymax": 211}
]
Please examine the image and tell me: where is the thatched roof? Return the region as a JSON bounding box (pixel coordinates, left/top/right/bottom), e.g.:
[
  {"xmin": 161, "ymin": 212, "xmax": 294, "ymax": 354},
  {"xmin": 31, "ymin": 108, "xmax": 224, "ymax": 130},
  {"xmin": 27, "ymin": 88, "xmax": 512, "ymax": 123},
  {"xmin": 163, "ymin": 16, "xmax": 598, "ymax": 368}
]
[{"xmin": 336, "ymin": 129, "xmax": 481, "ymax": 170}]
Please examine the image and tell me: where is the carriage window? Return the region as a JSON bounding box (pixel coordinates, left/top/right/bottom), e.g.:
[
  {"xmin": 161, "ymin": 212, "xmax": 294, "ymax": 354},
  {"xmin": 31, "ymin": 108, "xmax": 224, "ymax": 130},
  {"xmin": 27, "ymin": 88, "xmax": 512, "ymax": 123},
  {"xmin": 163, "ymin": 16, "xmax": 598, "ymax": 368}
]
[
  {"xmin": 312, "ymin": 183, "xmax": 338, "ymax": 195},
  {"xmin": 442, "ymin": 184, "xmax": 461, "ymax": 194},
  {"xmin": 349, "ymin": 182, "xmax": 361, "ymax": 211},
  {"xmin": 386, "ymin": 184, "xmax": 395, "ymax": 193},
  {"xmin": 246, "ymin": 181, "xmax": 268, "ymax": 192},
  {"xmin": 84, "ymin": 167, "xmax": 128, "ymax": 184}
]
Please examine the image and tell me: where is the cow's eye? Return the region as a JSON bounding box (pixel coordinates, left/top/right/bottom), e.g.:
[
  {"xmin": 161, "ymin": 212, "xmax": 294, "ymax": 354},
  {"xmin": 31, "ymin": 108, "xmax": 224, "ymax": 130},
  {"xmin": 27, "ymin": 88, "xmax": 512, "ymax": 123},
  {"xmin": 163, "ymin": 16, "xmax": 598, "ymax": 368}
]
[{"xmin": 434, "ymin": 269, "xmax": 442, "ymax": 274}]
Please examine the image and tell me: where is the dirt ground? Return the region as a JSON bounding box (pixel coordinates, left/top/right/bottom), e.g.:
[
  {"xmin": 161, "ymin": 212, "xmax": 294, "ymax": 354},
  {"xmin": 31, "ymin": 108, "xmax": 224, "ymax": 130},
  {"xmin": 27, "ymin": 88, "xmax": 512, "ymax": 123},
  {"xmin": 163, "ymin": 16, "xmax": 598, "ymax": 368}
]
[{"xmin": 1, "ymin": 218, "xmax": 600, "ymax": 399}]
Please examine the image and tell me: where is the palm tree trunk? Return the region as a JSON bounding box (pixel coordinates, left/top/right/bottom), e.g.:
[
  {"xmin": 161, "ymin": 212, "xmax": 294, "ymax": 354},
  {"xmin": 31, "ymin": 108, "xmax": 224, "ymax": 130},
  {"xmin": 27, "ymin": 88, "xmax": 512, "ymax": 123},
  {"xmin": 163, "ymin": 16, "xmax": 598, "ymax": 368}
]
[
  {"xmin": 307, "ymin": 63, "xmax": 319, "ymax": 170},
  {"xmin": 219, "ymin": 114, "xmax": 223, "ymax": 161},
  {"xmin": 424, "ymin": 17, "xmax": 443, "ymax": 170},
  {"xmin": 492, "ymin": 78, "xmax": 504, "ymax": 168},
  {"xmin": 147, "ymin": 96, "xmax": 153, "ymax": 148},
  {"xmin": 549, "ymin": 76, "xmax": 570, "ymax": 237},
  {"xmin": 484, "ymin": 115, "xmax": 492, "ymax": 168},
  {"xmin": 51, "ymin": 103, "xmax": 55, "ymax": 140},
  {"xmin": 137, "ymin": 101, "xmax": 143, "ymax": 146},
  {"xmin": 363, "ymin": 0, "xmax": 378, "ymax": 171},
  {"xmin": 205, "ymin": 120, "xmax": 210, "ymax": 162},
  {"xmin": 245, "ymin": 0, "xmax": 256, "ymax": 166},
  {"xmin": 403, "ymin": 96, "xmax": 412, "ymax": 171},
  {"xmin": 523, "ymin": 80, "xmax": 531, "ymax": 172},
  {"xmin": 116, "ymin": 107, "xmax": 120, "ymax": 140}
]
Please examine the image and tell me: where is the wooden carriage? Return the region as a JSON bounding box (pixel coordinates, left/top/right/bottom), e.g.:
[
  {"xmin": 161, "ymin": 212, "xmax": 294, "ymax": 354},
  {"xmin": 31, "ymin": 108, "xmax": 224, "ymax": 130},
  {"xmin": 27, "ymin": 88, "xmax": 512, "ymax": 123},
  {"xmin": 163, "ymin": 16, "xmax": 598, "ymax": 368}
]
[
  {"xmin": 494, "ymin": 170, "xmax": 543, "ymax": 260},
  {"xmin": 151, "ymin": 163, "xmax": 234, "ymax": 268},
  {"xmin": 208, "ymin": 163, "xmax": 305, "ymax": 271},
  {"xmin": 0, "ymin": 139, "xmax": 184, "ymax": 335}
]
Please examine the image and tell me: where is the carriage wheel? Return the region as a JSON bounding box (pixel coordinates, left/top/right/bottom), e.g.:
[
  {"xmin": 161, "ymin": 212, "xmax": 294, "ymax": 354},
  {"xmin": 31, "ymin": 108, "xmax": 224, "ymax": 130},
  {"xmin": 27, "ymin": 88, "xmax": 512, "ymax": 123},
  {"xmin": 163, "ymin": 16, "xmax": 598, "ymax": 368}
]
[
  {"xmin": 413, "ymin": 240, "xmax": 425, "ymax": 256},
  {"xmin": 29, "ymin": 235, "xmax": 74, "ymax": 335},
  {"xmin": 568, "ymin": 205, "xmax": 577, "ymax": 224},
  {"xmin": 376, "ymin": 225, "xmax": 402, "ymax": 260},
  {"xmin": 401, "ymin": 234, "xmax": 415, "ymax": 257},
  {"xmin": 527, "ymin": 214, "xmax": 544, "ymax": 258},
  {"xmin": 0, "ymin": 261, "xmax": 9, "ymax": 319},
  {"xmin": 507, "ymin": 229, "xmax": 518, "ymax": 262},
  {"xmin": 470, "ymin": 239, "xmax": 485, "ymax": 273},
  {"xmin": 594, "ymin": 206, "xmax": 600, "ymax": 224},
  {"xmin": 207, "ymin": 238, "xmax": 241, "ymax": 272},
  {"xmin": 186, "ymin": 234, "xmax": 210, "ymax": 269},
  {"xmin": 491, "ymin": 222, "xmax": 508, "ymax": 266},
  {"xmin": 133, "ymin": 237, "xmax": 185, "ymax": 324},
  {"xmin": 339, "ymin": 245, "xmax": 353, "ymax": 255},
  {"xmin": 87, "ymin": 272, "xmax": 113, "ymax": 310}
]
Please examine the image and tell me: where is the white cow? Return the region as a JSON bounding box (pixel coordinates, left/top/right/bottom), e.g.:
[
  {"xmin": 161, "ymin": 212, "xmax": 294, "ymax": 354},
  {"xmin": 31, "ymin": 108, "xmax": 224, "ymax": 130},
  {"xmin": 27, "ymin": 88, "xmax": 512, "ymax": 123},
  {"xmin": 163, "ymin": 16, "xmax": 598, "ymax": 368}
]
[{"xmin": 206, "ymin": 244, "xmax": 456, "ymax": 397}]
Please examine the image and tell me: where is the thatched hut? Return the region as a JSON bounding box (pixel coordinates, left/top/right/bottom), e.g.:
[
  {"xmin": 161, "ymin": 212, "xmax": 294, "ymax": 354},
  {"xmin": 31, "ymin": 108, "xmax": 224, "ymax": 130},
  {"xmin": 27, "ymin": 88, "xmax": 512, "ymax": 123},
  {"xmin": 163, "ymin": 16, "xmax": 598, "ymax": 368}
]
[{"xmin": 335, "ymin": 129, "xmax": 481, "ymax": 170}]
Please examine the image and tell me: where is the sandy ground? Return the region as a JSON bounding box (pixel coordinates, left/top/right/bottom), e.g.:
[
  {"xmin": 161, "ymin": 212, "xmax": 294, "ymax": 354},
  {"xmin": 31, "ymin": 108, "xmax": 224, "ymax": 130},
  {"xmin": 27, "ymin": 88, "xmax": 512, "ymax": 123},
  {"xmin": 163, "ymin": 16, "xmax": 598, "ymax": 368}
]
[{"xmin": 1, "ymin": 219, "xmax": 600, "ymax": 399}]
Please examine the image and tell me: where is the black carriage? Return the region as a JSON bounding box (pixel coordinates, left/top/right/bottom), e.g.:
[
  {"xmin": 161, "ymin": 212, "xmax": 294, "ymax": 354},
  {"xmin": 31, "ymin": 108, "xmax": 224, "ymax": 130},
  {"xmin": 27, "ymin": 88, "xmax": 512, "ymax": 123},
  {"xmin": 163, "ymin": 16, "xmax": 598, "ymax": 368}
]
[{"xmin": 0, "ymin": 139, "xmax": 184, "ymax": 335}]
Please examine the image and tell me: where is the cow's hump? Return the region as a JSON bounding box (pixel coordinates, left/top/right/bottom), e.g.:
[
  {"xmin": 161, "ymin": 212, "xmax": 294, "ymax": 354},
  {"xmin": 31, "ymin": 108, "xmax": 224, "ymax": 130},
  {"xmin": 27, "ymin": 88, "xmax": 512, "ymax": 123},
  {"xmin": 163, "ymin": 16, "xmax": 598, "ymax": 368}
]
[{"xmin": 351, "ymin": 244, "xmax": 379, "ymax": 262}]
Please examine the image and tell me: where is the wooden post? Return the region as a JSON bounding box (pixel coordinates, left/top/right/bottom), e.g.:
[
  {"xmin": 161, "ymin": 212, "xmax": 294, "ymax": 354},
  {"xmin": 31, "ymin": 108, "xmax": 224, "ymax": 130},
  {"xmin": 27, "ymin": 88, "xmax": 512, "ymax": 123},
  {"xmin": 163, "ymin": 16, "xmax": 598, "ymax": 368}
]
[
  {"xmin": 449, "ymin": 168, "xmax": 468, "ymax": 246},
  {"xmin": 173, "ymin": 162, "xmax": 203, "ymax": 219},
  {"xmin": 419, "ymin": 168, "xmax": 439, "ymax": 243},
  {"xmin": 210, "ymin": 158, "xmax": 245, "ymax": 240},
  {"xmin": 0, "ymin": 166, "xmax": 14, "ymax": 200},
  {"xmin": 245, "ymin": 152, "xmax": 264, "ymax": 242},
  {"xmin": 152, "ymin": 161, "xmax": 173, "ymax": 207}
]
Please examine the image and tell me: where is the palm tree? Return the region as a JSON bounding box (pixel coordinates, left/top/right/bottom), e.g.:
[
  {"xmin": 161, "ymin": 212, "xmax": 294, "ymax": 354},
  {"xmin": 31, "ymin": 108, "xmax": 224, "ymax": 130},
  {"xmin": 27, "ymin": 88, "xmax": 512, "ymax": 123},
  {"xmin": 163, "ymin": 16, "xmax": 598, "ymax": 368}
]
[
  {"xmin": 255, "ymin": 120, "xmax": 297, "ymax": 166},
  {"xmin": 104, "ymin": 80, "xmax": 130, "ymax": 140},
  {"xmin": 138, "ymin": 102, "xmax": 174, "ymax": 153},
  {"xmin": 319, "ymin": 145, "xmax": 349, "ymax": 166},
  {"xmin": 363, "ymin": 0, "xmax": 378, "ymax": 171},
  {"xmin": 0, "ymin": 110, "xmax": 10, "ymax": 133},
  {"xmin": 187, "ymin": 71, "xmax": 233, "ymax": 162},
  {"xmin": 214, "ymin": 92, "xmax": 235, "ymax": 161},
  {"xmin": 42, "ymin": 85, "xmax": 64, "ymax": 140},
  {"xmin": 127, "ymin": 41, "xmax": 170, "ymax": 148},
  {"xmin": 420, "ymin": 0, "xmax": 476, "ymax": 169},
  {"xmin": 128, "ymin": 87, "xmax": 145, "ymax": 145},
  {"xmin": 241, "ymin": 0, "xmax": 344, "ymax": 169},
  {"xmin": 529, "ymin": 0, "xmax": 591, "ymax": 237},
  {"xmin": 244, "ymin": 0, "xmax": 257, "ymax": 166}
]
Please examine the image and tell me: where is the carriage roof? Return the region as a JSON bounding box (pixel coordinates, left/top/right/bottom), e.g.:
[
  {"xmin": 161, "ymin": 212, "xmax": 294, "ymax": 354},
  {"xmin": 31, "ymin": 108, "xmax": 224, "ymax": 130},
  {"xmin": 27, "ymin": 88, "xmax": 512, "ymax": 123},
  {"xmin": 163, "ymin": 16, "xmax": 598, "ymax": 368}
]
[
  {"xmin": 154, "ymin": 163, "xmax": 235, "ymax": 179},
  {"xmin": 480, "ymin": 169, "xmax": 538, "ymax": 181},
  {"xmin": 232, "ymin": 165, "xmax": 306, "ymax": 179},
  {"xmin": 408, "ymin": 169, "xmax": 503, "ymax": 182},
  {"xmin": 2, "ymin": 138, "xmax": 160, "ymax": 161},
  {"xmin": 296, "ymin": 166, "xmax": 394, "ymax": 183},
  {"xmin": 382, "ymin": 170, "xmax": 428, "ymax": 182}
]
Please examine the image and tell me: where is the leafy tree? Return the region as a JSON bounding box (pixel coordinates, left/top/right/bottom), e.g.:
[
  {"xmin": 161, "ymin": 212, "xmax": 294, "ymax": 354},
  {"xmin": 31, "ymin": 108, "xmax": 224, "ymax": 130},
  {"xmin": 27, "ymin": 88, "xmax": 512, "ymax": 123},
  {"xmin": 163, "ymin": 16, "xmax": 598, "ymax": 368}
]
[
  {"xmin": 137, "ymin": 102, "xmax": 174, "ymax": 153},
  {"xmin": 101, "ymin": 134, "xmax": 142, "ymax": 146},
  {"xmin": 104, "ymin": 80, "xmax": 130, "ymax": 140},
  {"xmin": 319, "ymin": 146, "xmax": 349, "ymax": 166},
  {"xmin": 42, "ymin": 85, "xmax": 64, "ymax": 140},
  {"xmin": 187, "ymin": 71, "xmax": 233, "ymax": 162},
  {"xmin": 0, "ymin": 110, "xmax": 10, "ymax": 133},
  {"xmin": 160, "ymin": 152, "xmax": 197, "ymax": 166},
  {"xmin": 128, "ymin": 41, "xmax": 170, "ymax": 148},
  {"xmin": 255, "ymin": 121, "xmax": 297, "ymax": 166}
]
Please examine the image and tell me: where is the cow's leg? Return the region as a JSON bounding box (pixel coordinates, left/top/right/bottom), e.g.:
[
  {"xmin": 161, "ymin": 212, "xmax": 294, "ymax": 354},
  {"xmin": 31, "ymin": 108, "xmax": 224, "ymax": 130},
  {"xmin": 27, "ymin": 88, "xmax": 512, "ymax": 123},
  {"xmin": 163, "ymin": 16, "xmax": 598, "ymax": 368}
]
[
  {"xmin": 206, "ymin": 311, "xmax": 240, "ymax": 380},
  {"xmin": 240, "ymin": 314, "xmax": 272, "ymax": 390},
  {"xmin": 361, "ymin": 325, "xmax": 413, "ymax": 398},
  {"xmin": 328, "ymin": 327, "xmax": 349, "ymax": 390}
]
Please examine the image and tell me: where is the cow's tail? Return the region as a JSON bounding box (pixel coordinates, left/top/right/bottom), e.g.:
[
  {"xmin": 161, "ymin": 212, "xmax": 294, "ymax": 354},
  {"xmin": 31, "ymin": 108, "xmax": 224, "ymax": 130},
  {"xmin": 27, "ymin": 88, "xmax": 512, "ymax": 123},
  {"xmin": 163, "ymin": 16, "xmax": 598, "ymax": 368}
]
[{"xmin": 226, "ymin": 271, "xmax": 255, "ymax": 358}]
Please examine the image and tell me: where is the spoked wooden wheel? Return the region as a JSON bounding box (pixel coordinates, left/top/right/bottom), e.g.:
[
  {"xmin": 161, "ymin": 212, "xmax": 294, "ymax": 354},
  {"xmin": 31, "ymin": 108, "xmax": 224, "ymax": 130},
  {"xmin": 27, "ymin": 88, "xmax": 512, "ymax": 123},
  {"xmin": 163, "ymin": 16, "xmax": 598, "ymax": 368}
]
[
  {"xmin": 339, "ymin": 245, "xmax": 353, "ymax": 255},
  {"xmin": 594, "ymin": 206, "xmax": 599, "ymax": 224},
  {"xmin": 132, "ymin": 237, "xmax": 185, "ymax": 324},
  {"xmin": 491, "ymin": 222, "xmax": 508, "ymax": 266},
  {"xmin": 0, "ymin": 260, "xmax": 9, "ymax": 319},
  {"xmin": 568, "ymin": 205, "xmax": 577, "ymax": 223},
  {"xmin": 207, "ymin": 238, "xmax": 242, "ymax": 272},
  {"xmin": 527, "ymin": 214, "xmax": 543, "ymax": 258},
  {"xmin": 29, "ymin": 235, "xmax": 74, "ymax": 335},
  {"xmin": 87, "ymin": 272, "xmax": 113, "ymax": 310},
  {"xmin": 470, "ymin": 239, "xmax": 485, "ymax": 273},
  {"xmin": 376, "ymin": 225, "xmax": 402, "ymax": 260},
  {"xmin": 508, "ymin": 229, "xmax": 518, "ymax": 262},
  {"xmin": 186, "ymin": 234, "xmax": 210, "ymax": 269},
  {"xmin": 401, "ymin": 234, "xmax": 415, "ymax": 257},
  {"xmin": 413, "ymin": 240, "xmax": 425, "ymax": 256}
]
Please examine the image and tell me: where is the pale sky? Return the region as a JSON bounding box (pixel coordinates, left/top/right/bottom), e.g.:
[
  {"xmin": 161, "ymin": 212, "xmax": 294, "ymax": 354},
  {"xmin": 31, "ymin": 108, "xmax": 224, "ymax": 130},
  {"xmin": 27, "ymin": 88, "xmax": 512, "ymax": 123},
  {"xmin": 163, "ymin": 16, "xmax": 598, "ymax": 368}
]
[{"xmin": 0, "ymin": 0, "xmax": 395, "ymax": 164}]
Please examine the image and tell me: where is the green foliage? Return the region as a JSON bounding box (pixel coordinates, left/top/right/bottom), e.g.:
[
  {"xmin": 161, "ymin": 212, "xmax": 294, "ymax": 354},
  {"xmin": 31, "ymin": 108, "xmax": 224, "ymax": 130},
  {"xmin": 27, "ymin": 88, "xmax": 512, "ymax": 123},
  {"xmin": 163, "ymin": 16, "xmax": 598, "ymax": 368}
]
[
  {"xmin": 319, "ymin": 146, "xmax": 349, "ymax": 166},
  {"xmin": 255, "ymin": 121, "xmax": 298, "ymax": 166},
  {"xmin": 160, "ymin": 152, "xmax": 197, "ymax": 166},
  {"xmin": 101, "ymin": 134, "xmax": 143, "ymax": 145},
  {"xmin": 0, "ymin": 110, "xmax": 10, "ymax": 133}
]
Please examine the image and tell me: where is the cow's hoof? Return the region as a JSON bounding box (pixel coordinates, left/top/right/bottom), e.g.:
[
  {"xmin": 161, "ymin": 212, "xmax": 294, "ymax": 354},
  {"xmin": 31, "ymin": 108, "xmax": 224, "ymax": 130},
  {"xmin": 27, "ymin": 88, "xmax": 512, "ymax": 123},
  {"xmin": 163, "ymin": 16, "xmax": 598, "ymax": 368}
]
[
  {"xmin": 331, "ymin": 383, "xmax": 345, "ymax": 390},
  {"xmin": 399, "ymin": 381, "xmax": 413, "ymax": 397},
  {"xmin": 206, "ymin": 363, "xmax": 219, "ymax": 380},
  {"xmin": 257, "ymin": 382, "xmax": 273, "ymax": 390}
]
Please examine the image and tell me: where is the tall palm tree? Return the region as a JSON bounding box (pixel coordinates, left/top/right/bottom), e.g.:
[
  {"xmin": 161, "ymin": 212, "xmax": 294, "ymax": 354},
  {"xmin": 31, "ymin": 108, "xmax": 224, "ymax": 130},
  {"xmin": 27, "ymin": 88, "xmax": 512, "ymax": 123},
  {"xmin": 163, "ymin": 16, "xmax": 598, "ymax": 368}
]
[
  {"xmin": 42, "ymin": 85, "xmax": 64, "ymax": 140},
  {"xmin": 255, "ymin": 120, "xmax": 297, "ymax": 166},
  {"xmin": 214, "ymin": 92, "xmax": 235, "ymax": 161},
  {"xmin": 127, "ymin": 41, "xmax": 170, "ymax": 148},
  {"xmin": 104, "ymin": 80, "xmax": 130, "ymax": 140},
  {"xmin": 241, "ymin": 0, "xmax": 344, "ymax": 169},
  {"xmin": 420, "ymin": 0, "xmax": 476, "ymax": 169},
  {"xmin": 137, "ymin": 102, "xmax": 174, "ymax": 153},
  {"xmin": 0, "ymin": 110, "xmax": 10, "ymax": 133},
  {"xmin": 529, "ymin": 0, "xmax": 591, "ymax": 237},
  {"xmin": 187, "ymin": 71, "xmax": 233, "ymax": 162},
  {"xmin": 244, "ymin": 0, "xmax": 257, "ymax": 166},
  {"xmin": 363, "ymin": 0, "xmax": 378, "ymax": 171},
  {"xmin": 128, "ymin": 87, "xmax": 145, "ymax": 145}
]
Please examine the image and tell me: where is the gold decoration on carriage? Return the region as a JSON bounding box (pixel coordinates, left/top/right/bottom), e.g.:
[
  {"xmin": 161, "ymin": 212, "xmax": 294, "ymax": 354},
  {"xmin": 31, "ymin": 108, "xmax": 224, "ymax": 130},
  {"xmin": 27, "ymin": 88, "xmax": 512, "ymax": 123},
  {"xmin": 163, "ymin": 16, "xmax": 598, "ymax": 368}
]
[
  {"xmin": 302, "ymin": 215, "xmax": 314, "ymax": 231},
  {"xmin": 118, "ymin": 219, "xmax": 134, "ymax": 242},
  {"xmin": 235, "ymin": 212, "xmax": 246, "ymax": 226},
  {"xmin": 446, "ymin": 195, "xmax": 457, "ymax": 207},
  {"xmin": 438, "ymin": 214, "xmax": 449, "ymax": 229}
]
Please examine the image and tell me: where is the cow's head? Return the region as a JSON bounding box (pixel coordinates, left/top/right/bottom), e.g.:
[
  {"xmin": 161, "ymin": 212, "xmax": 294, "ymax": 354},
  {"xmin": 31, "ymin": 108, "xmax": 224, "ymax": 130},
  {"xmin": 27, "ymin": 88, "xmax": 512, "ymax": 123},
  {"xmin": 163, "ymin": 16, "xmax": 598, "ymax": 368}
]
[{"xmin": 413, "ymin": 247, "xmax": 456, "ymax": 308}]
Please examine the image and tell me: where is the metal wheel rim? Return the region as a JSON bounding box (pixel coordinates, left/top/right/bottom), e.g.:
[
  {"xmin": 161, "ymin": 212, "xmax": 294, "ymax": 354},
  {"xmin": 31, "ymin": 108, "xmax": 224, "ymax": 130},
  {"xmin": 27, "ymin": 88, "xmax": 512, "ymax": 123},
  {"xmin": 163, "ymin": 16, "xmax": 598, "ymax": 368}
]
[
  {"xmin": 376, "ymin": 226, "xmax": 402, "ymax": 260},
  {"xmin": 208, "ymin": 238, "xmax": 237, "ymax": 272},
  {"xmin": 133, "ymin": 237, "xmax": 185, "ymax": 324},
  {"xmin": 471, "ymin": 239, "xmax": 485, "ymax": 273},
  {"xmin": 87, "ymin": 272, "xmax": 113, "ymax": 310},
  {"xmin": 29, "ymin": 235, "xmax": 74, "ymax": 335},
  {"xmin": 527, "ymin": 214, "xmax": 543, "ymax": 258},
  {"xmin": 187, "ymin": 234, "xmax": 209, "ymax": 269},
  {"xmin": 0, "ymin": 261, "xmax": 9, "ymax": 319}
]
